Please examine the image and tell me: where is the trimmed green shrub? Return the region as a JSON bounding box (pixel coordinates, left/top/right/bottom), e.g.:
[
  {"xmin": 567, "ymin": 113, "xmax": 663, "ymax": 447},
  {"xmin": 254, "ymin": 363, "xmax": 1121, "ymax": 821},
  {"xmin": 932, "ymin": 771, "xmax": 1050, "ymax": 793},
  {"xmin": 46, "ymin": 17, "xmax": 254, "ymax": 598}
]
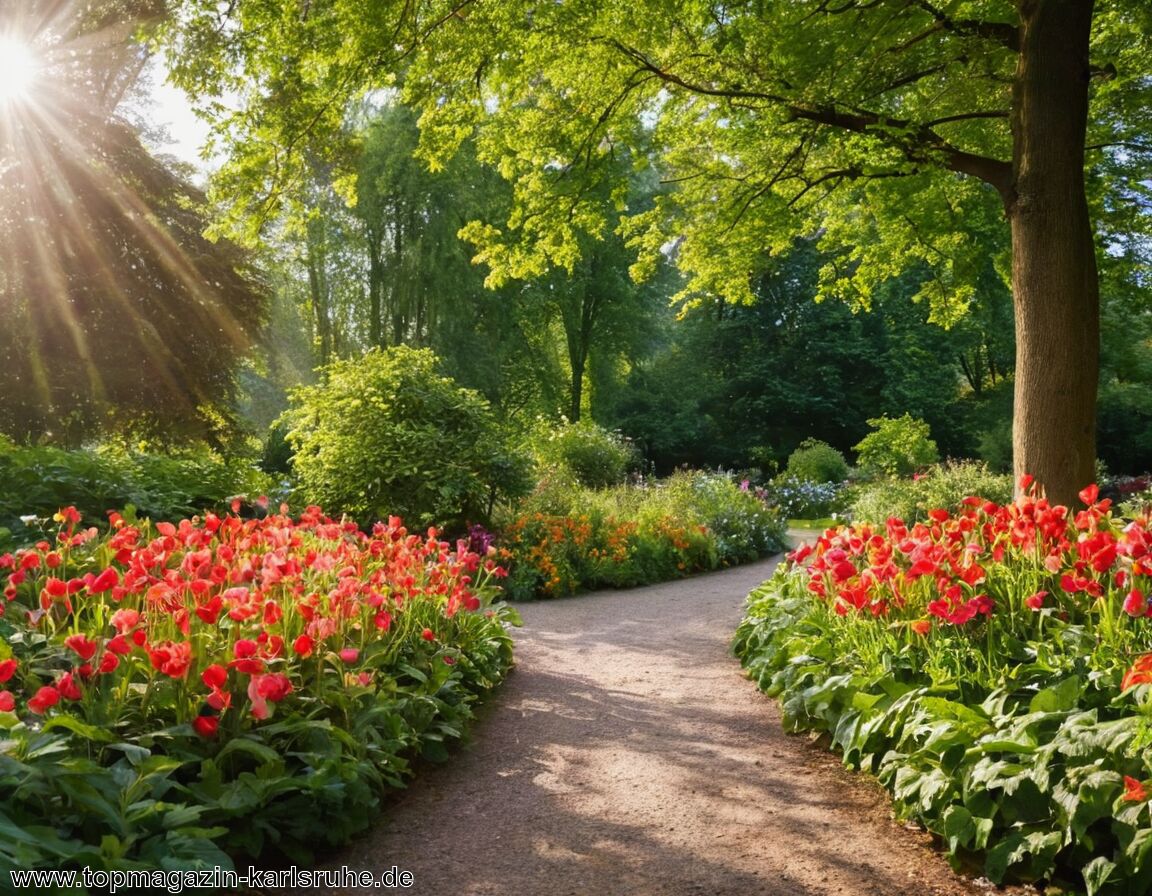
[
  {"xmin": 280, "ymin": 346, "xmax": 532, "ymax": 530},
  {"xmin": 785, "ymin": 439, "xmax": 849, "ymax": 484},
  {"xmin": 853, "ymin": 414, "xmax": 939, "ymax": 478},
  {"xmin": 531, "ymin": 420, "xmax": 639, "ymax": 489}
]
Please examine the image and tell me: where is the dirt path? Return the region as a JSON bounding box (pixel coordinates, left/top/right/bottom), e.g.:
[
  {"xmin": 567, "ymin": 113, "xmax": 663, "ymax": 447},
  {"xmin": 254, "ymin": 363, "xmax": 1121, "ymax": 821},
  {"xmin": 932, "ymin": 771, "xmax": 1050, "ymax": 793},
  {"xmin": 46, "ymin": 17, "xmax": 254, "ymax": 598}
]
[{"xmin": 317, "ymin": 559, "xmax": 1019, "ymax": 896}]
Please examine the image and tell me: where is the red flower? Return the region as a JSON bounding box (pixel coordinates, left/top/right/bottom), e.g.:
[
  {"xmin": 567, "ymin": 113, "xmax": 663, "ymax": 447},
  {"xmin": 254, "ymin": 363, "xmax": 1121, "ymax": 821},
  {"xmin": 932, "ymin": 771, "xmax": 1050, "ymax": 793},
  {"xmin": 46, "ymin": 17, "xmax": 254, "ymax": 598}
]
[
  {"xmin": 233, "ymin": 639, "xmax": 259, "ymax": 659},
  {"xmin": 0, "ymin": 658, "xmax": 16, "ymax": 683},
  {"xmin": 229, "ymin": 658, "xmax": 265, "ymax": 675},
  {"xmin": 98, "ymin": 652, "xmax": 120, "ymax": 674},
  {"xmin": 56, "ymin": 672, "xmax": 82, "ymax": 701},
  {"xmin": 910, "ymin": 619, "xmax": 931, "ymax": 636},
  {"xmin": 64, "ymin": 634, "xmax": 98, "ymax": 662},
  {"xmin": 1024, "ymin": 591, "xmax": 1048, "ymax": 611},
  {"xmin": 27, "ymin": 685, "xmax": 60, "ymax": 714},
  {"xmin": 148, "ymin": 641, "xmax": 193, "ymax": 679},
  {"xmin": 201, "ymin": 664, "xmax": 228, "ymax": 689},
  {"xmin": 1123, "ymin": 776, "xmax": 1148, "ymax": 803},
  {"xmin": 193, "ymin": 715, "xmax": 219, "ymax": 738},
  {"xmin": 206, "ymin": 688, "xmax": 231, "ymax": 711},
  {"xmin": 255, "ymin": 673, "xmax": 293, "ymax": 703},
  {"xmin": 106, "ymin": 634, "xmax": 132, "ymax": 655},
  {"xmin": 195, "ymin": 595, "xmax": 223, "ymax": 625},
  {"xmin": 0, "ymin": 690, "xmax": 13, "ymax": 712},
  {"xmin": 1123, "ymin": 654, "xmax": 1152, "ymax": 691},
  {"xmin": 87, "ymin": 567, "xmax": 120, "ymax": 594},
  {"xmin": 1124, "ymin": 589, "xmax": 1148, "ymax": 617},
  {"xmin": 292, "ymin": 634, "xmax": 314, "ymax": 658},
  {"xmin": 421, "ymin": 628, "xmax": 435, "ymax": 642}
]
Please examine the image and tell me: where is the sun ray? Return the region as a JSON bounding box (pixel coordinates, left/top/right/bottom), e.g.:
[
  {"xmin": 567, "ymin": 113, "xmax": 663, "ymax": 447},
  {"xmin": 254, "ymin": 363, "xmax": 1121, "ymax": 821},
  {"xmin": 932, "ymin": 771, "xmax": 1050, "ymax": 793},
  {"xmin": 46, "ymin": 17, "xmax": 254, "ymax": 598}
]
[{"xmin": 0, "ymin": 1, "xmax": 266, "ymax": 440}]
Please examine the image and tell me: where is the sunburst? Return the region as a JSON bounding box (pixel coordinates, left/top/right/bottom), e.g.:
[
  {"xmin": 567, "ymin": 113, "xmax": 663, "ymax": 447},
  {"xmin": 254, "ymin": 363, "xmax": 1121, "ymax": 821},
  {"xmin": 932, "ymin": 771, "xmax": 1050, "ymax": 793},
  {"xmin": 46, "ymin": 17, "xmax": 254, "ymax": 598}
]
[
  {"xmin": 0, "ymin": 35, "xmax": 39, "ymax": 104},
  {"xmin": 0, "ymin": 3, "xmax": 261, "ymax": 440}
]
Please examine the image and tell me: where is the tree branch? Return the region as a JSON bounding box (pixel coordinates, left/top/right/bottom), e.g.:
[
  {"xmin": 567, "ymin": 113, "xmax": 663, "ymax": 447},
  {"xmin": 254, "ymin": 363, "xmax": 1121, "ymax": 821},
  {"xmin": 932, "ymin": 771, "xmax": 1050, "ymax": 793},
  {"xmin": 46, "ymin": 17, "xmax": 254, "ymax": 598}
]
[
  {"xmin": 606, "ymin": 40, "xmax": 1013, "ymax": 199},
  {"xmin": 910, "ymin": 0, "xmax": 1020, "ymax": 51}
]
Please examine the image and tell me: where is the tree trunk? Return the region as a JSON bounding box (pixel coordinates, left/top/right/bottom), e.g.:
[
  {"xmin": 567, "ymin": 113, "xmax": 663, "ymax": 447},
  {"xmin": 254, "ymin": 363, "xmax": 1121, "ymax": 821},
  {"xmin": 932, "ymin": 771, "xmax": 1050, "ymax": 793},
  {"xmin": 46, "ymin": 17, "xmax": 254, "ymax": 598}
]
[
  {"xmin": 367, "ymin": 232, "xmax": 385, "ymax": 348},
  {"xmin": 306, "ymin": 227, "xmax": 332, "ymax": 367},
  {"xmin": 1008, "ymin": 0, "xmax": 1099, "ymax": 506}
]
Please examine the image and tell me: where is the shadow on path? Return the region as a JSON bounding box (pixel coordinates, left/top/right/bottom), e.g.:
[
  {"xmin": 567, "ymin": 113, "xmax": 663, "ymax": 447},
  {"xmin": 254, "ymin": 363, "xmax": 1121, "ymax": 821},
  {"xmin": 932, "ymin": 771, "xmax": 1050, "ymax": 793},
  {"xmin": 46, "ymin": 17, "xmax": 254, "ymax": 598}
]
[{"xmin": 291, "ymin": 560, "xmax": 1010, "ymax": 896}]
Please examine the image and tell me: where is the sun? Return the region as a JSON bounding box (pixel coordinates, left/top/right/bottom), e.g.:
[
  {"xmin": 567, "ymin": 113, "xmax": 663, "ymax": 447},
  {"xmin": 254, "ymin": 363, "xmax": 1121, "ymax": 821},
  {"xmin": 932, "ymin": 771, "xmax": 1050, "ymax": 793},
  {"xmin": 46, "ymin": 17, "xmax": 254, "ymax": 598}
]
[{"xmin": 0, "ymin": 36, "xmax": 39, "ymax": 104}]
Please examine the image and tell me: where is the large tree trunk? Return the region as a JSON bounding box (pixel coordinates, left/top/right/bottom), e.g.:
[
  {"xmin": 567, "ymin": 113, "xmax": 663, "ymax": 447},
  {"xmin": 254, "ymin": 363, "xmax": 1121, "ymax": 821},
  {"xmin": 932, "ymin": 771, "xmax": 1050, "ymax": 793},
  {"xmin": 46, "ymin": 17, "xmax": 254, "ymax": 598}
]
[{"xmin": 1008, "ymin": 0, "xmax": 1099, "ymax": 507}]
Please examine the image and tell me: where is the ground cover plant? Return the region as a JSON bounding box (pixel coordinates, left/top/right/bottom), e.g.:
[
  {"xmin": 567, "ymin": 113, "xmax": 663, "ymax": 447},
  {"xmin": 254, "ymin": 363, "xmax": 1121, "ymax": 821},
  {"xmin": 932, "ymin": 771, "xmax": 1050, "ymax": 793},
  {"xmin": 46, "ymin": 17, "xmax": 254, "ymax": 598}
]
[
  {"xmin": 0, "ymin": 438, "xmax": 272, "ymax": 550},
  {"xmin": 498, "ymin": 470, "xmax": 786, "ymax": 599},
  {"xmin": 0, "ymin": 505, "xmax": 517, "ymax": 880},
  {"xmin": 734, "ymin": 480, "xmax": 1152, "ymax": 894}
]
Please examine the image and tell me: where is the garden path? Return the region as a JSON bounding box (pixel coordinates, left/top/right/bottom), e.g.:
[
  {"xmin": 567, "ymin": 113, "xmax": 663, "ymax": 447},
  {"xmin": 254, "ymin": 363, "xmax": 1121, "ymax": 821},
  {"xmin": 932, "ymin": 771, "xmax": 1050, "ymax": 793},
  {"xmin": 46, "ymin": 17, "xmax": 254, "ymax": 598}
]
[{"xmin": 308, "ymin": 557, "xmax": 1024, "ymax": 896}]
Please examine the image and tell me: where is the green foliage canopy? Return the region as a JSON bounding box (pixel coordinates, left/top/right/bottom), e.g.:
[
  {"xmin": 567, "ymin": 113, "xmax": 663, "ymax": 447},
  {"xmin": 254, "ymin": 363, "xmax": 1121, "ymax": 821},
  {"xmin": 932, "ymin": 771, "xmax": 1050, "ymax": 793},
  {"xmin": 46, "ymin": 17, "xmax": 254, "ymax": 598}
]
[{"xmin": 162, "ymin": 0, "xmax": 1152, "ymax": 503}]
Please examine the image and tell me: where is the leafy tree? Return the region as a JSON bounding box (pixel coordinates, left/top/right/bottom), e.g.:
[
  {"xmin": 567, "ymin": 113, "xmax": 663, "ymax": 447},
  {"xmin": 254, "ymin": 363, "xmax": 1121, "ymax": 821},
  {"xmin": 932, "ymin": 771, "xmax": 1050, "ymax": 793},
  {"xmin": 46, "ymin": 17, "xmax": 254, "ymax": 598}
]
[
  {"xmin": 0, "ymin": 1, "xmax": 266, "ymax": 445},
  {"xmin": 163, "ymin": 0, "xmax": 1152, "ymax": 506},
  {"xmin": 280, "ymin": 346, "xmax": 532, "ymax": 529}
]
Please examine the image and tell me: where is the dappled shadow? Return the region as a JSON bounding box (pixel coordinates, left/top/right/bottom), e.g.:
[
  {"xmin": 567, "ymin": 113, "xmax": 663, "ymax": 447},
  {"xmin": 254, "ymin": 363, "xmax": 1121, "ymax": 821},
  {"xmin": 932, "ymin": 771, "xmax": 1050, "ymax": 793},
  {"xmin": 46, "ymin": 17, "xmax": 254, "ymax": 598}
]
[{"xmin": 287, "ymin": 558, "xmax": 997, "ymax": 896}]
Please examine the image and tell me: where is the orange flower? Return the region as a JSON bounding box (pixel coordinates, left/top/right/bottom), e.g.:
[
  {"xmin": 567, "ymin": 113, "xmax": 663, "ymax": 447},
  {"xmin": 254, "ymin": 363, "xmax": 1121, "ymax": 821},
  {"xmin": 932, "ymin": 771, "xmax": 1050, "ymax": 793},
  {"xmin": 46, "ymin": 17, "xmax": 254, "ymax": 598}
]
[
  {"xmin": 1123, "ymin": 654, "xmax": 1152, "ymax": 691},
  {"xmin": 1123, "ymin": 776, "xmax": 1148, "ymax": 802}
]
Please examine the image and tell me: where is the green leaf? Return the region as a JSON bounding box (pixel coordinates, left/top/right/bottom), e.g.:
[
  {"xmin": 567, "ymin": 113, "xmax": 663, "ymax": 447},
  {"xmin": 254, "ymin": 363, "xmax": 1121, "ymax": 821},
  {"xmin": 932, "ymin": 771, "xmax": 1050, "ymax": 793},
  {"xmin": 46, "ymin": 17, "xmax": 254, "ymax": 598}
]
[
  {"xmin": 1029, "ymin": 676, "xmax": 1082, "ymax": 714},
  {"xmin": 1083, "ymin": 856, "xmax": 1117, "ymax": 896}
]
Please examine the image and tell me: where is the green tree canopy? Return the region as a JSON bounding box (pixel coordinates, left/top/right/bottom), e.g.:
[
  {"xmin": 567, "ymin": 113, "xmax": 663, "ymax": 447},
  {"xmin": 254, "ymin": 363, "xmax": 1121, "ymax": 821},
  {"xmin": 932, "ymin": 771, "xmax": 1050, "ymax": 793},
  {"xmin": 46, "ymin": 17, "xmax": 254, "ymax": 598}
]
[{"xmin": 164, "ymin": 0, "xmax": 1152, "ymax": 504}]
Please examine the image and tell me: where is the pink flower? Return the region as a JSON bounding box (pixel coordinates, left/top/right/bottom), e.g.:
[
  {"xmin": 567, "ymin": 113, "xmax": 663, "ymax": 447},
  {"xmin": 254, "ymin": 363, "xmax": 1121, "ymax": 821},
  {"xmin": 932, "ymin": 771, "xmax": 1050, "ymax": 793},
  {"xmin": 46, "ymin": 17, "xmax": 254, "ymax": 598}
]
[
  {"xmin": 0, "ymin": 690, "xmax": 14, "ymax": 712},
  {"xmin": 1124, "ymin": 589, "xmax": 1147, "ymax": 617},
  {"xmin": 339, "ymin": 648, "xmax": 359, "ymax": 664}
]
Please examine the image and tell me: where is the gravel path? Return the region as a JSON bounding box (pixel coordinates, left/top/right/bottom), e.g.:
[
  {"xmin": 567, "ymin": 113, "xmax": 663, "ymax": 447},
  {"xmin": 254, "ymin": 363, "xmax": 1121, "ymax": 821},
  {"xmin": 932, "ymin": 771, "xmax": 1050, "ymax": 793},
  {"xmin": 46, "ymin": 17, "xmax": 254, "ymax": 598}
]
[{"xmin": 316, "ymin": 558, "xmax": 1021, "ymax": 896}]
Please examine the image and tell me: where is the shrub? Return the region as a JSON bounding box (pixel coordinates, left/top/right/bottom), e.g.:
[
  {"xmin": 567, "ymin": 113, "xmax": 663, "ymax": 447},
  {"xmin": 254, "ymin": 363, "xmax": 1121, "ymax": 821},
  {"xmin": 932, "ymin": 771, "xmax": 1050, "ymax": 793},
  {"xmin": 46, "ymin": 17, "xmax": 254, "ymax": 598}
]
[
  {"xmin": 0, "ymin": 438, "xmax": 271, "ymax": 549},
  {"xmin": 853, "ymin": 414, "xmax": 939, "ymax": 478},
  {"xmin": 785, "ymin": 439, "xmax": 849, "ymax": 484},
  {"xmin": 0, "ymin": 506, "xmax": 517, "ymax": 874},
  {"xmin": 531, "ymin": 420, "xmax": 639, "ymax": 489},
  {"xmin": 280, "ymin": 347, "xmax": 532, "ymax": 530},
  {"xmin": 848, "ymin": 460, "xmax": 1013, "ymax": 524},
  {"xmin": 733, "ymin": 483, "xmax": 1152, "ymax": 894}
]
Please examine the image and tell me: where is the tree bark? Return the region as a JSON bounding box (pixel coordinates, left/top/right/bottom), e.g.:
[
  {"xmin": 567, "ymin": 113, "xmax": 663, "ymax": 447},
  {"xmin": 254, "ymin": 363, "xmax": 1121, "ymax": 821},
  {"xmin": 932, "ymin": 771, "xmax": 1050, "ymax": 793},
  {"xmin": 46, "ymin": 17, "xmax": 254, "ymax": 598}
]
[{"xmin": 1008, "ymin": 0, "xmax": 1099, "ymax": 506}]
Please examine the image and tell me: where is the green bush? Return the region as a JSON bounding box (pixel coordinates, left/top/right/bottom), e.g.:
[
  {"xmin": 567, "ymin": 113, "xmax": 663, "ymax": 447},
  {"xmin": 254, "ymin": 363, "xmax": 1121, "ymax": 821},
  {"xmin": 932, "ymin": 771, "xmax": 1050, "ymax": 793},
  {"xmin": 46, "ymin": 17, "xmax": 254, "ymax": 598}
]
[
  {"xmin": 280, "ymin": 347, "xmax": 532, "ymax": 530},
  {"xmin": 848, "ymin": 460, "xmax": 1013, "ymax": 524},
  {"xmin": 531, "ymin": 419, "xmax": 639, "ymax": 489},
  {"xmin": 785, "ymin": 439, "xmax": 849, "ymax": 484},
  {"xmin": 853, "ymin": 414, "xmax": 939, "ymax": 478},
  {"xmin": 0, "ymin": 437, "xmax": 271, "ymax": 548}
]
